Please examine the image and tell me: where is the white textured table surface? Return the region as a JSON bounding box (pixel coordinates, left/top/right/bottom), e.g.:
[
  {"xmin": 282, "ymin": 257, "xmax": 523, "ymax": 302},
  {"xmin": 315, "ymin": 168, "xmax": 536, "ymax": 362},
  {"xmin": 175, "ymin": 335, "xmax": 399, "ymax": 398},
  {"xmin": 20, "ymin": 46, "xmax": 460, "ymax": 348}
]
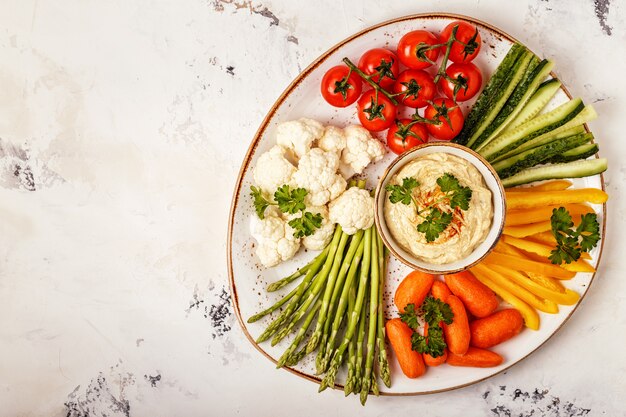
[{"xmin": 1, "ymin": 0, "xmax": 624, "ymax": 416}]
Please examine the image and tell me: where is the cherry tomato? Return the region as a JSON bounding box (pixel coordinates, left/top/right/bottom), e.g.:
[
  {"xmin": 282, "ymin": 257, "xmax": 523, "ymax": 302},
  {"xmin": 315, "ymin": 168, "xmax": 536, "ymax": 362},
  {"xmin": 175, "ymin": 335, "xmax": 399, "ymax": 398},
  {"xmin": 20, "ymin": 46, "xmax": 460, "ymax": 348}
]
[
  {"xmin": 440, "ymin": 21, "xmax": 482, "ymax": 63},
  {"xmin": 386, "ymin": 119, "xmax": 429, "ymax": 154},
  {"xmin": 397, "ymin": 30, "xmax": 440, "ymax": 70},
  {"xmin": 424, "ymin": 98, "xmax": 464, "ymax": 140},
  {"xmin": 357, "ymin": 90, "xmax": 397, "ymax": 132},
  {"xmin": 438, "ymin": 63, "xmax": 483, "ymax": 102},
  {"xmin": 320, "ymin": 65, "xmax": 363, "ymax": 107},
  {"xmin": 392, "ymin": 70, "xmax": 436, "ymax": 108},
  {"xmin": 357, "ymin": 48, "xmax": 399, "ymax": 89}
]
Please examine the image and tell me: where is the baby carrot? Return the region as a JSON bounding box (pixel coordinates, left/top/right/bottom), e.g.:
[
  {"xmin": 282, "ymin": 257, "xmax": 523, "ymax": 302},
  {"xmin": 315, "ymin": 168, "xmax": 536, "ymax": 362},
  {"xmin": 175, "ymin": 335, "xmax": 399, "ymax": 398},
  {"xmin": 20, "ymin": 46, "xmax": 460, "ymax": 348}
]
[
  {"xmin": 386, "ymin": 318, "xmax": 426, "ymax": 378},
  {"xmin": 422, "ymin": 322, "xmax": 448, "ymax": 367},
  {"xmin": 442, "ymin": 295, "xmax": 470, "ymax": 355},
  {"xmin": 470, "ymin": 309, "xmax": 524, "ymax": 348},
  {"xmin": 394, "ymin": 271, "xmax": 435, "ymax": 313},
  {"xmin": 445, "ymin": 271, "xmax": 499, "ymax": 318},
  {"xmin": 431, "ymin": 280, "xmax": 452, "ymax": 302},
  {"xmin": 447, "ymin": 347, "xmax": 503, "ymax": 368}
]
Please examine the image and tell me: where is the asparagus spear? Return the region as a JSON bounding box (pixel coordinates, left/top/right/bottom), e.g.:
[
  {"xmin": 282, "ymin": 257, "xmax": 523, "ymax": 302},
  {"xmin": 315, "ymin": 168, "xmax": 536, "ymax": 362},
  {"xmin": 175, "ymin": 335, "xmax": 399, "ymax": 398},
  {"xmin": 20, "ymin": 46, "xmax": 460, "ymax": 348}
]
[
  {"xmin": 353, "ymin": 283, "xmax": 368, "ymax": 394},
  {"xmin": 343, "ymin": 272, "xmax": 359, "ymax": 396},
  {"xmin": 318, "ymin": 237, "xmax": 365, "ymax": 374},
  {"xmin": 360, "ymin": 233, "xmax": 380, "ymax": 405},
  {"xmin": 271, "ymin": 230, "xmax": 349, "ymax": 346},
  {"xmin": 248, "ymin": 284, "xmax": 300, "ymax": 324},
  {"xmin": 376, "ymin": 233, "xmax": 391, "ymax": 388},
  {"xmin": 306, "ymin": 229, "xmax": 351, "ymax": 354},
  {"xmin": 256, "ymin": 227, "xmax": 342, "ymax": 343},
  {"xmin": 266, "ymin": 246, "xmax": 329, "ymax": 292},
  {"xmin": 275, "ymin": 298, "xmax": 322, "ymax": 368},
  {"xmin": 318, "ymin": 227, "xmax": 372, "ymax": 392},
  {"xmin": 315, "ymin": 232, "xmax": 362, "ymax": 372}
]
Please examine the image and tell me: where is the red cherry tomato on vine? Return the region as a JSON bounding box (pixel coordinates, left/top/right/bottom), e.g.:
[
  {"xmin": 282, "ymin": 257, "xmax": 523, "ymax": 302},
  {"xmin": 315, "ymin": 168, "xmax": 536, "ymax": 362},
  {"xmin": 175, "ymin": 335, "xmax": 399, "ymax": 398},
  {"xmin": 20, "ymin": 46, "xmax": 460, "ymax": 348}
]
[
  {"xmin": 320, "ymin": 65, "xmax": 363, "ymax": 107},
  {"xmin": 397, "ymin": 30, "xmax": 440, "ymax": 70},
  {"xmin": 357, "ymin": 90, "xmax": 397, "ymax": 132},
  {"xmin": 386, "ymin": 119, "xmax": 429, "ymax": 154},
  {"xmin": 424, "ymin": 98, "xmax": 464, "ymax": 141},
  {"xmin": 438, "ymin": 62, "xmax": 483, "ymax": 102},
  {"xmin": 392, "ymin": 69, "xmax": 436, "ymax": 108},
  {"xmin": 440, "ymin": 21, "xmax": 482, "ymax": 63},
  {"xmin": 357, "ymin": 48, "xmax": 399, "ymax": 89}
]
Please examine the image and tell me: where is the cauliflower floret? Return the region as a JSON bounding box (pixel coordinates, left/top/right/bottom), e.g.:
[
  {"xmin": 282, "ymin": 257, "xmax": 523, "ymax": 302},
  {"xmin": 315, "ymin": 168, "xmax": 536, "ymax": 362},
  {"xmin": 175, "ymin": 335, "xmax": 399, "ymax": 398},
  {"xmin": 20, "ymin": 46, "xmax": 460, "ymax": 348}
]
[
  {"xmin": 276, "ymin": 118, "xmax": 324, "ymax": 158},
  {"xmin": 250, "ymin": 207, "xmax": 300, "ymax": 267},
  {"xmin": 292, "ymin": 148, "xmax": 347, "ymax": 206},
  {"xmin": 340, "ymin": 125, "xmax": 386, "ymax": 177},
  {"xmin": 253, "ymin": 145, "xmax": 296, "ymax": 195},
  {"xmin": 328, "ymin": 187, "xmax": 374, "ymax": 235},
  {"xmin": 301, "ymin": 205, "xmax": 336, "ymax": 250},
  {"xmin": 318, "ymin": 126, "xmax": 347, "ymax": 157}
]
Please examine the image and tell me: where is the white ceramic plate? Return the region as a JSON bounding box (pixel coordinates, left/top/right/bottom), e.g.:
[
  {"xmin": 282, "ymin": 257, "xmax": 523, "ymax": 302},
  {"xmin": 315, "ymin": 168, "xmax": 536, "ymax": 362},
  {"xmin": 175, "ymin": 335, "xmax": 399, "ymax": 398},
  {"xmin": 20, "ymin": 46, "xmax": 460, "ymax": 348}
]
[{"xmin": 227, "ymin": 13, "xmax": 606, "ymax": 395}]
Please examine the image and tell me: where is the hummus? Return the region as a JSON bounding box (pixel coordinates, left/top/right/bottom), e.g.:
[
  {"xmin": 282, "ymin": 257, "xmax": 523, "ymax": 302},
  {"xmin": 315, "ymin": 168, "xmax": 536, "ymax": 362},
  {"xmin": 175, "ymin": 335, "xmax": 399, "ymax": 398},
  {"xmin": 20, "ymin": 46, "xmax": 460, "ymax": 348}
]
[{"xmin": 384, "ymin": 152, "xmax": 493, "ymax": 264}]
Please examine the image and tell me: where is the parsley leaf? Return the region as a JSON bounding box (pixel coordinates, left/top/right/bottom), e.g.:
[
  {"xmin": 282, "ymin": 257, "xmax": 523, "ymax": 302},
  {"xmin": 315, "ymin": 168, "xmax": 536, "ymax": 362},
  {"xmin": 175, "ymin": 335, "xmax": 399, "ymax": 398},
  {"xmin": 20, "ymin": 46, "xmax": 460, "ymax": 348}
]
[
  {"xmin": 409, "ymin": 296, "xmax": 454, "ymax": 358},
  {"xmin": 399, "ymin": 303, "xmax": 420, "ymax": 331},
  {"xmin": 274, "ymin": 185, "xmax": 307, "ymax": 214},
  {"xmin": 411, "ymin": 325, "xmax": 447, "ymax": 358},
  {"xmin": 422, "ymin": 296, "xmax": 454, "ymax": 327},
  {"xmin": 417, "ymin": 208, "xmax": 453, "ymax": 243},
  {"xmin": 549, "ymin": 207, "xmax": 600, "ymax": 264},
  {"xmin": 386, "ymin": 177, "xmax": 419, "ymax": 205},
  {"xmin": 577, "ymin": 213, "xmax": 600, "ymax": 252},
  {"xmin": 288, "ymin": 211, "xmax": 323, "ymax": 238},
  {"xmin": 437, "ymin": 173, "xmax": 472, "ymax": 210},
  {"xmin": 410, "ymin": 333, "xmax": 429, "ymax": 355},
  {"xmin": 250, "ymin": 186, "xmax": 271, "ymax": 219}
]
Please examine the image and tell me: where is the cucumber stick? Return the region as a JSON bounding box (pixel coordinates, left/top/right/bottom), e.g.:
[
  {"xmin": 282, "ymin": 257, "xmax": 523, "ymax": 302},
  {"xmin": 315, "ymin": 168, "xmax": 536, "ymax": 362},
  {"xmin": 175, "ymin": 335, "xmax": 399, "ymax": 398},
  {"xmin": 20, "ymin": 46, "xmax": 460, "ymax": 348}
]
[
  {"xmin": 501, "ymin": 158, "xmax": 608, "ymax": 187},
  {"xmin": 501, "ymin": 78, "xmax": 562, "ymax": 135},
  {"xmin": 465, "ymin": 51, "xmax": 535, "ymax": 149},
  {"xmin": 474, "ymin": 59, "xmax": 555, "ymax": 150},
  {"xmin": 453, "ymin": 43, "xmax": 527, "ymax": 145},
  {"xmin": 489, "ymin": 106, "xmax": 596, "ymax": 162},
  {"xmin": 491, "ymin": 125, "xmax": 587, "ymax": 163},
  {"xmin": 493, "ymin": 133, "xmax": 592, "ymax": 179},
  {"xmin": 549, "ymin": 143, "xmax": 599, "ymax": 163},
  {"xmin": 478, "ymin": 98, "xmax": 585, "ymax": 162}
]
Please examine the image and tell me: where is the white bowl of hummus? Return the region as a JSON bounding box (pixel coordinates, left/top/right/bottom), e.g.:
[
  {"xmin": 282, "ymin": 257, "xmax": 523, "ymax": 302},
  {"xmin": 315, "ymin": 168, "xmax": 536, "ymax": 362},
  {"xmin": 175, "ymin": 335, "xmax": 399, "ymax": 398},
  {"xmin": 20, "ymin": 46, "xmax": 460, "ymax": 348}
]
[{"xmin": 374, "ymin": 143, "xmax": 506, "ymax": 274}]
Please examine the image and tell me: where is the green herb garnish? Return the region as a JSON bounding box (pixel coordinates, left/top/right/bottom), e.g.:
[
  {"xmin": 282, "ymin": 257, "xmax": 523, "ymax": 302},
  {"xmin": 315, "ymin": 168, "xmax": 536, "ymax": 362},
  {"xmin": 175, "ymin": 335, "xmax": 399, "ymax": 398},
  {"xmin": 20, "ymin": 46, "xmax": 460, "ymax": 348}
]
[
  {"xmin": 385, "ymin": 177, "xmax": 419, "ymax": 205},
  {"xmin": 251, "ymin": 184, "xmax": 322, "ymax": 238},
  {"xmin": 416, "ymin": 208, "xmax": 453, "ymax": 243},
  {"xmin": 274, "ymin": 185, "xmax": 307, "ymax": 214},
  {"xmin": 250, "ymin": 186, "xmax": 271, "ymax": 219},
  {"xmin": 386, "ymin": 173, "xmax": 472, "ymax": 243},
  {"xmin": 288, "ymin": 211, "xmax": 323, "ymax": 238},
  {"xmin": 549, "ymin": 207, "xmax": 600, "ymax": 264},
  {"xmin": 400, "ymin": 297, "xmax": 454, "ymax": 358}
]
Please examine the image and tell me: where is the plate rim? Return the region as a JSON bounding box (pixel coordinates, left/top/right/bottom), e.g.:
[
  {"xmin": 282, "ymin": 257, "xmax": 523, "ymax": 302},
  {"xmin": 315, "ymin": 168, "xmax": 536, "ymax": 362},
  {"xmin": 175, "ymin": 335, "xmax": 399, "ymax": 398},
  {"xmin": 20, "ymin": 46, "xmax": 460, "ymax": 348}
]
[{"xmin": 226, "ymin": 12, "xmax": 607, "ymax": 396}]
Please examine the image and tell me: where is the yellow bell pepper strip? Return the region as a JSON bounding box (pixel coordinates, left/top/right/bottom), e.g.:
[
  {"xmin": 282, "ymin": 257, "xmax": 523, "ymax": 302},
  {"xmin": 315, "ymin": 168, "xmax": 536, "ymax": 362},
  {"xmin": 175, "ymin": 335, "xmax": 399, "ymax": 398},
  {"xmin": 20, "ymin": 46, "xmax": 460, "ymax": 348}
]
[
  {"xmin": 487, "ymin": 264, "xmax": 580, "ymax": 306},
  {"xmin": 508, "ymin": 180, "xmax": 572, "ymax": 192},
  {"xmin": 473, "ymin": 264, "xmax": 558, "ymax": 313},
  {"xmin": 503, "ymin": 221, "xmax": 552, "ymax": 238},
  {"xmin": 505, "ymin": 188, "xmax": 608, "ymax": 210},
  {"xmin": 470, "ymin": 264, "xmax": 540, "ymax": 330},
  {"xmin": 502, "ymin": 235, "xmax": 553, "ymax": 257},
  {"xmin": 525, "ymin": 272, "xmax": 566, "ymax": 293},
  {"xmin": 483, "ymin": 251, "xmax": 576, "ymax": 279},
  {"xmin": 527, "ymin": 232, "xmax": 592, "ymax": 260},
  {"xmin": 502, "ymin": 235, "xmax": 596, "ymax": 273},
  {"xmin": 505, "ymin": 204, "xmax": 594, "ymax": 226}
]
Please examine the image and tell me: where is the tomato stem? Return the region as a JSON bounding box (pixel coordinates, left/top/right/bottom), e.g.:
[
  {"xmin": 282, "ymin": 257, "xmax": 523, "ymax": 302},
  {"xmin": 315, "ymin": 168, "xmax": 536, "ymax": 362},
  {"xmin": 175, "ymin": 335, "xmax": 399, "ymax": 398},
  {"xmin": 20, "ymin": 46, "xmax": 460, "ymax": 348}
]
[
  {"xmin": 342, "ymin": 57, "xmax": 399, "ymax": 105},
  {"xmin": 433, "ymin": 25, "xmax": 459, "ymax": 84}
]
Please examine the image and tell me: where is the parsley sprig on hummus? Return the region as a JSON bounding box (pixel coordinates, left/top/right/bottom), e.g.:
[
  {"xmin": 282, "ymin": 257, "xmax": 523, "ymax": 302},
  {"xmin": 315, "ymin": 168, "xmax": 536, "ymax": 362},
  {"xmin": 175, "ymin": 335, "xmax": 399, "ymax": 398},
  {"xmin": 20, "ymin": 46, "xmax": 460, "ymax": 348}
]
[{"xmin": 385, "ymin": 172, "xmax": 473, "ymax": 242}]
